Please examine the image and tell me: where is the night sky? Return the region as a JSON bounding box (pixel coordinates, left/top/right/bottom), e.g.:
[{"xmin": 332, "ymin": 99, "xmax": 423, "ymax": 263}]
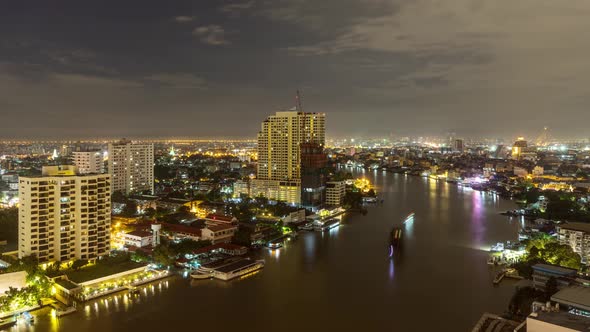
[{"xmin": 1, "ymin": 1, "xmax": 590, "ymax": 139}]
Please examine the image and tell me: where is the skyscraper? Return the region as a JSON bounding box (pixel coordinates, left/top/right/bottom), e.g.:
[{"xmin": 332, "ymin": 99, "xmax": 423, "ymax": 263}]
[
  {"xmin": 107, "ymin": 139, "xmax": 154, "ymax": 195},
  {"xmin": 300, "ymin": 142, "xmax": 327, "ymax": 209},
  {"xmin": 18, "ymin": 166, "xmax": 111, "ymax": 263},
  {"xmin": 511, "ymin": 137, "xmax": 528, "ymax": 160},
  {"xmin": 252, "ymin": 111, "xmax": 325, "ymax": 204}
]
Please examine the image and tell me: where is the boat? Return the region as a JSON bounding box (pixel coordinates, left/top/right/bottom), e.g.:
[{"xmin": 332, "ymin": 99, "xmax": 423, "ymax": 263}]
[
  {"xmin": 390, "ymin": 227, "xmax": 403, "ymax": 249},
  {"xmin": 212, "ymin": 259, "xmax": 265, "ymax": 281},
  {"xmin": 56, "ymin": 307, "xmax": 77, "ymax": 317},
  {"xmin": 0, "ymin": 317, "xmax": 16, "ymax": 329},
  {"xmin": 21, "ymin": 311, "xmax": 34, "ymax": 323},
  {"xmin": 314, "ymin": 218, "xmax": 340, "ymax": 231},
  {"xmin": 490, "ymin": 242, "xmax": 504, "ymax": 252},
  {"xmin": 190, "ymin": 270, "xmax": 213, "ymax": 280},
  {"xmin": 265, "ymin": 239, "xmax": 283, "ymax": 249},
  {"xmin": 404, "ymin": 213, "xmax": 415, "ymax": 224},
  {"xmin": 299, "ymin": 223, "xmax": 314, "ymax": 231}
]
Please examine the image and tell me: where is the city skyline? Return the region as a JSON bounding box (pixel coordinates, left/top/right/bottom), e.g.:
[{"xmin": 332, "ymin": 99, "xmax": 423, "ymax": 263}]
[{"xmin": 2, "ymin": 1, "xmax": 590, "ymax": 139}]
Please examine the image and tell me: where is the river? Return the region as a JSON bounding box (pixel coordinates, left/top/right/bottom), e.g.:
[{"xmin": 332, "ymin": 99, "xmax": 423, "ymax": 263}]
[{"xmin": 17, "ymin": 172, "xmax": 523, "ymax": 331}]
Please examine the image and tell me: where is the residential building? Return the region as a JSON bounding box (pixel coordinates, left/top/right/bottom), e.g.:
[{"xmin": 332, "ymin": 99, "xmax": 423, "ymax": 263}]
[
  {"xmin": 326, "ymin": 181, "xmax": 346, "ymax": 206},
  {"xmin": 252, "ymin": 111, "xmax": 326, "ymax": 205},
  {"xmin": 18, "ymin": 165, "xmax": 111, "ymax": 263},
  {"xmin": 108, "ymin": 139, "xmax": 154, "ymax": 195},
  {"xmin": 557, "ymin": 223, "xmax": 590, "ymax": 264},
  {"xmin": 72, "ymin": 151, "xmax": 104, "ymax": 174}
]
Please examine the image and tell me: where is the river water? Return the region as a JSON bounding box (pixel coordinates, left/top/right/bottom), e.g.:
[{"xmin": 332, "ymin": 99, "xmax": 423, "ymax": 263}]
[{"xmin": 18, "ymin": 172, "xmax": 523, "ymax": 331}]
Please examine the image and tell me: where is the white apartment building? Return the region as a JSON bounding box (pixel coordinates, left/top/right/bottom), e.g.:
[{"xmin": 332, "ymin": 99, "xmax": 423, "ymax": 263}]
[
  {"xmin": 326, "ymin": 181, "xmax": 346, "ymax": 206},
  {"xmin": 72, "ymin": 151, "xmax": 104, "ymax": 174},
  {"xmin": 18, "ymin": 166, "xmax": 111, "ymax": 263},
  {"xmin": 107, "ymin": 140, "xmax": 154, "ymax": 195},
  {"xmin": 252, "ymin": 111, "xmax": 325, "ymax": 204},
  {"xmin": 557, "ymin": 223, "xmax": 590, "ymax": 264}
]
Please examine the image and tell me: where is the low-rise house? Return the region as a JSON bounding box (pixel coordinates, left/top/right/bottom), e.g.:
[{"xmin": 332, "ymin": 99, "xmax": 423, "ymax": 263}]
[{"xmin": 124, "ymin": 230, "xmax": 153, "ymax": 248}]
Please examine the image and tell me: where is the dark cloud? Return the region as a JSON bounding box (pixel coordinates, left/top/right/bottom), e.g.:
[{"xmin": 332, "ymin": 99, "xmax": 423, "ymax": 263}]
[{"xmin": 0, "ymin": 0, "xmax": 589, "ymax": 139}]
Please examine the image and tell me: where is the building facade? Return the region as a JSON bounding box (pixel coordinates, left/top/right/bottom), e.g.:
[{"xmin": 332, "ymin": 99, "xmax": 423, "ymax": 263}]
[
  {"xmin": 107, "ymin": 140, "xmax": 154, "ymax": 195},
  {"xmin": 326, "ymin": 181, "xmax": 346, "ymax": 206},
  {"xmin": 72, "ymin": 151, "xmax": 104, "ymax": 174},
  {"xmin": 252, "ymin": 111, "xmax": 325, "ymax": 205},
  {"xmin": 300, "ymin": 142, "xmax": 327, "ymax": 209},
  {"xmin": 557, "ymin": 223, "xmax": 590, "ymax": 264},
  {"xmin": 18, "ymin": 166, "xmax": 111, "ymax": 263}
]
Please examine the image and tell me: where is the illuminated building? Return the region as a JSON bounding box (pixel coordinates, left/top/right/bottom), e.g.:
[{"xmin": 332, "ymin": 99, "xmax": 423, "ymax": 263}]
[
  {"xmin": 326, "ymin": 181, "xmax": 346, "ymax": 206},
  {"xmin": 511, "ymin": 137, "xmax": 528, "ymax": 160},
  {"xmin": 557, "ymin": 223, "xmax": 590, "ymax": 264},
  {"xmin": 252, "ymin": 111, "xmax": 325, "ymax": 204},
  {"xmin": 72, "ymin": 151, "xmax": 104, "ymax": 174},
  {"xmin": 108, "ymin": 139, "xmax": 154, "ymax": 195},
  {"xmin": 18, "ymin": 166, "xmax": 111, "ymax": 263}
]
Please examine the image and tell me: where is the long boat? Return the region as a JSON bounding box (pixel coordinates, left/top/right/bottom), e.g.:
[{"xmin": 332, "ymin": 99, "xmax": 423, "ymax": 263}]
[
  {"xmin": 212, "ymin": 259, "xmax": 265, "ymax": 281},
  {"xmin": 314, "ymin": 218, "xmax": 340, "ymax": 232}
]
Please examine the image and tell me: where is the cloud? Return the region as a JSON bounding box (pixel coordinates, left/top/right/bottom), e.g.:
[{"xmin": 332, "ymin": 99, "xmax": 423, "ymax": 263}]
[
  {"xmin": 146, "ymin": 73, "xmax": 207, "ymax": 89},
  {"xmin": 174, "ymin": 16, "xmax": 195, "ymax": 23},
  {"xmin": 192, "ymin": 25, "xmax": 230, "ymax": 45},
  {"xmin": 221, "ymin": 1, "xmax": 254, "ymax": 16}
]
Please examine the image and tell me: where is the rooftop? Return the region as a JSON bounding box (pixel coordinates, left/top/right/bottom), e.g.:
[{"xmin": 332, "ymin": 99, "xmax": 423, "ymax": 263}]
[
  {"xmin": 552, "ymin": 286, "xmax": 590, "ymax": 312},
  {"xmin": 532, "ymin": 264, "xmax": 578, "ymax": 276},
  {"xmin": 559, "ymin": 222, "xmax": 590, "ymax": 233},
  {"xmin": 125, "ymin": 230, "xmax": 152, "ymax": 238},
  {"xmin": 207, "ymin": 224, "xmax": 237, "ymax": 232},
  {"xmin": 528, "ymin": 311, "xmax": 590, "ymax": 331},
  {"xmin": 205, "ymin": 214, "xmax": 235, "ymax": 222},
  {"xmin": 471, "ymin": 313, "xmax": 521, "ymax": 332}
]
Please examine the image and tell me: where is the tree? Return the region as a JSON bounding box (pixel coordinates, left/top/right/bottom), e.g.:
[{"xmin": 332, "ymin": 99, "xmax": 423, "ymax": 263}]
[
  {"xmin": 367, "ymin": 189, "xmax": 376, "ymax": 198},
  {"xmin": 152, "ymin": 244, "xmax": 176, "ymax": 267},
  {"xmin": 144, "ymin": 207, "xmax": 156, "ymax": 218},
  {"xmin": 121, "ymin": 201, "xmax": 138, "ymax": 217},
  {"xmin": 111, "ymin": 191, "xmax": 126, "ymax": 203},
  {"xmin": 71, "ymin": 259, "xmax": 89, "ymax": 271}
]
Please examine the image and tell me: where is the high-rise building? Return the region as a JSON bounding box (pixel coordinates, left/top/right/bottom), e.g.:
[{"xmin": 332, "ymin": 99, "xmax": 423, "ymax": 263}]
[
  {"xmin": 252, "ymin": 111, "xmax": 325, "ymax": 204},
  {"xmin": 511, "ymin": 137, "xmax": 527, "ymax": 160},
  {"xmin": 300, "ymin": 142, "xmax": 327, "ymax": 209},
  {"xmin": 107, "ymin": 139, "xmax": 154, "ymax": 195},
  {"xmin": 557, "ymin": 223, "xmax": 590, "ymax": 264},
  {"xmin": 72, "ymin": 151, "xmax": 104, "ymax": 174},
  {"xmin": 18, "ymin": 166, "xmax": 111, "ymax": 263},
  {"xmin": 326, "ymin": 181, "xmax": 346, "ymax": 206},
  {"xmin": 453, "ymin": 139, "xmax": 464, "ymax": 153}
]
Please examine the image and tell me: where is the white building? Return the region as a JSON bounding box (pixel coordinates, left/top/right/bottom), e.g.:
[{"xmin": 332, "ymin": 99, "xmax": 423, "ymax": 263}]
[
  {"xmin": 108, "ymin": 139, "xmax": 154, "ymax": 195},
  {"xmin": 557, "ymin": 223, "xmax": 590, "ymax": 264},
  {"xmin": 326, "ymin": 181, "xmax": 346, "ymax": 206},
  {"xmin": 123, "ymin": 230, "xmax": 152, "ymax": 248},
  {"xmin": 72, "ymin": 151, "xmax": 104, "ymax": 174},
  {"xmin": 18, "ymin": 166, "xmax": 111, "ymax": 263},
  {"xmin": 252, "ymin": 111, "xmax": 325, "ymax": 205}
]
